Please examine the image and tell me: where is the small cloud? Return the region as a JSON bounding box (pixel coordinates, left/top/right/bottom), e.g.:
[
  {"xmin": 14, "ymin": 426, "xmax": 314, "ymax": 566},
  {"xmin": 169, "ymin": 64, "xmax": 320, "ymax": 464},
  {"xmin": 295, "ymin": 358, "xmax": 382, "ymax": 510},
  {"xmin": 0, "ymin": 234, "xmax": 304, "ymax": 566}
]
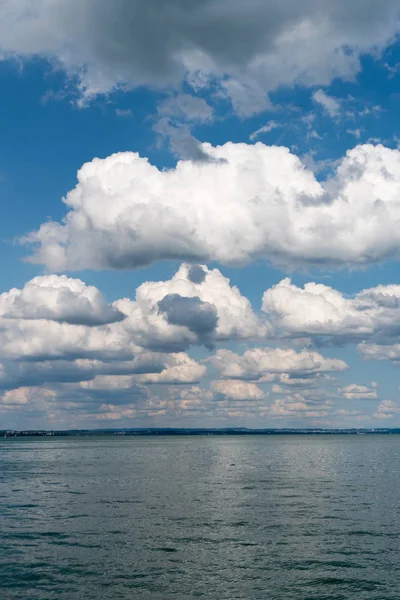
[
  {"xmin": 312, "ymin": 89, "xmax": 341, "ymax": 118},
  {"xmin": 347, "ymin": 128, "xmax": 362, "ymax": 139},
  {"xmin": 116, "ymin": 109, "xmax": 133, "ymax": 117},
  {"xmin": 158, "ymin": 93, "xmax": 213, "ymax": 123},
  {"xmin": 337, "ymin": 384, "xmax": 378, "ymax": 400},
  {"xmin": 384, "ymin": 62, "xmax": 400, "ymax": 78},
  {"xmin": 307, "ymin": 129, "xmax": 322, "ymax": 140},
  {"xmin": 250, "ymin": 121, "xmax": 279, "ymax": 141},
  {"xmin": 153, "ymin": 93, "xmax": 214, "ymax": 160},
  {"xmin": 374, "ymin": 400, "xmax": 400, "ymax": 419}
]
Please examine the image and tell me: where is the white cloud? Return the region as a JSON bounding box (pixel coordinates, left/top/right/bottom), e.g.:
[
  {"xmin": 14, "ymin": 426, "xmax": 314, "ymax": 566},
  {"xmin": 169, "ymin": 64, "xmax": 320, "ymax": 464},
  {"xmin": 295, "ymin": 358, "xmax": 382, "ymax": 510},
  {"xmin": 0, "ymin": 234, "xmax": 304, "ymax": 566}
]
[
  {"xmin": 0, "ymin": 265, "xmax": 264, "ymax": 369},
  {"xmin": 337, "ymin": 383, "xmax": 378, "ymax": 399},
  {"xmin": 22, "ymin": 142, "xmax": 400, "ymax": 271},
  {"xmin": 347, "ymin": 128, "xmax": 362, "ymax": 139},
  {"xmin": 268, "ymin": 395, "xmax": 330, "ymax": 419},
  {"xmin": 1, "ymin": 1, "xmax": 399, "ymax": 113},
  {"xmin": 0, "ymin": 352, "xmax": 169, "ymax": 390},
  {"xmin": 169, "ymin": 386, "xmax": 214, "ymax": 415},
  {"xmin": 358, "ymin": 343, "xmax": 400, "ymax": 363},
  {"xmin": 114, "ymin": 263, "xmax": 268, "ymax": 352},
  {"xmin": 0, "ymin": 386, "xmax": 55, "ymax": 407},
  {"xmin": 312, "ymin": 89, "xmax": 341, "ymax": 118},
  {"xmin": 136, "ymin": 353, "xmax": 206, "ymax": 384},
  {"xmin": 0, "ymin": 274, "xmax": 124, "ymax": 325},
  {"xmin": 0, "ymin": 317, "xmax": 134, "ymax": 362},
  {"xmin": 263, "ymin": 277, "xmax": 400, "ymax": 344},
  {"xmin": 0, "ymin": 350, "xmax": 205, "ymax": 397},
  {"xmin": 115, "ymin": 109, "xmax": 132, "ymax": 117},
  {"xmin": 211, "ymin": 380, "xmax": 265, "ymax": 401},
  {"xmin": 209, "ymin": 347, "xmax": 348, "ymax": 381},
  {"xmin": 374, "ymin": 399, "xmax": 400, "ymax": 419},
  {"xmin": 249, "ymin": 121, "xmax": 279, "ymax": 141}
]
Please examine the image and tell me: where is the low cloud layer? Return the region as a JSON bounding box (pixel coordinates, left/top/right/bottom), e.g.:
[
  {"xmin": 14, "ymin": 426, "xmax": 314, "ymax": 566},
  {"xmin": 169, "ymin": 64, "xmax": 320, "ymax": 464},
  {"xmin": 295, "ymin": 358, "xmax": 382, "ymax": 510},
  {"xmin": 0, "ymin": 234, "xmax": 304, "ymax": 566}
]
[
  {"xmin": 0, "ymin": 264, "xmax": 263, "ymax": 391},
  {"xmin": 210, "ymin": 347, "xmax": 348, "ymax": 381}
]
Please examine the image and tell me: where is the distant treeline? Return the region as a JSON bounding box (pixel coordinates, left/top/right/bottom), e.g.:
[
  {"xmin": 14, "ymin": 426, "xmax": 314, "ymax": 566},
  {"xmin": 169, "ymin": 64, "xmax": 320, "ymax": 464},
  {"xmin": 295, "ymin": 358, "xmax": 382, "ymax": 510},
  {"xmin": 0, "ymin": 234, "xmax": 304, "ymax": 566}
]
[{"xmin": 2, "ymin": 428, "xmax": 400, "ymax": 437}]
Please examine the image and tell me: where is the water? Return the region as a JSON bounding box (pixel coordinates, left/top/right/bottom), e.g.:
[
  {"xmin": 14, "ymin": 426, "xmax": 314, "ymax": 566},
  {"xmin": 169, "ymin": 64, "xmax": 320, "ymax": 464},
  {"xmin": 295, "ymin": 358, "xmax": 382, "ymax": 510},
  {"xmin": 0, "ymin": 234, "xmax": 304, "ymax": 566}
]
[{"xmin": 1, "ymin": 435, "xmax": 400, "ymax": 599}]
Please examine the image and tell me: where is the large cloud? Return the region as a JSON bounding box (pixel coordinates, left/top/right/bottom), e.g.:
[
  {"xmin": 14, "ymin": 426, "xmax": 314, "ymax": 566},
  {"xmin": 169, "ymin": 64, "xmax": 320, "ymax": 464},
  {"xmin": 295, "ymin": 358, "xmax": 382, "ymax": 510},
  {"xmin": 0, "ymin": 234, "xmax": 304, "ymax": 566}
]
[
  {"xmin": 0, "ymin": 274, "xmax": 124, "ymax": 325},
  {"xmin": 0, "ymin": 264, "xmax": 262, "ymax": 368},
  {"xmin": 1, "ymin": 0, "xmax": 399, "ymax": 110},
  {"xmin": 0, "ymin": 350, "xmax": 205, "ymax": 391},
  {"xmin": 209, "ymin": 347, "xmax": 348, "ymax": 381},
  {"xmin": 23, "ymin": 143, "xmax": 400, "ymax": 271},
  {"xmin": 0, "ymin": 264, "xmax": 267, "ymax": 393},
  {"xmin": 263, "ymin": 277, "xmax": 400, "ymax": 344}
]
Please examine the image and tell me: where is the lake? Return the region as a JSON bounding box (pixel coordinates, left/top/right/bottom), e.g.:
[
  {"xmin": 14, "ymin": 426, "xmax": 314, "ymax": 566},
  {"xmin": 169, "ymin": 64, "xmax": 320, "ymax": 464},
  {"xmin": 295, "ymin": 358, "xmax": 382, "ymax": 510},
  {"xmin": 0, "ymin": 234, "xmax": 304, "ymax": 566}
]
[{"xmin": 1, "ymin": 435, "xmax": 400, "ymax": 599}]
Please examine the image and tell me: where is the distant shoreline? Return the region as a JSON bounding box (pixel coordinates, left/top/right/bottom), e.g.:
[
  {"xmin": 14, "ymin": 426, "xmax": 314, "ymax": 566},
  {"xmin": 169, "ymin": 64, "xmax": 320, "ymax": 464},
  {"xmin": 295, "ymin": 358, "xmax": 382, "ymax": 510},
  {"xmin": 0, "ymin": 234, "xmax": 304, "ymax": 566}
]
[{"xmin": 2, "ymin": 428, "xmax": 400, "ymax": 437}]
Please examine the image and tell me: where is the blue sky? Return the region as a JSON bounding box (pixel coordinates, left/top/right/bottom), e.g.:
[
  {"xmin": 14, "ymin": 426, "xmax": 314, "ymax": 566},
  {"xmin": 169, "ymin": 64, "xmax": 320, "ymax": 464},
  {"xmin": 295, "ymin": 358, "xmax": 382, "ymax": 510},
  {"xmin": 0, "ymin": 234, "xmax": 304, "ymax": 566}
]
[{"xmin": 2, "ymin": 0, "xmax": 400, "ymax": 429}]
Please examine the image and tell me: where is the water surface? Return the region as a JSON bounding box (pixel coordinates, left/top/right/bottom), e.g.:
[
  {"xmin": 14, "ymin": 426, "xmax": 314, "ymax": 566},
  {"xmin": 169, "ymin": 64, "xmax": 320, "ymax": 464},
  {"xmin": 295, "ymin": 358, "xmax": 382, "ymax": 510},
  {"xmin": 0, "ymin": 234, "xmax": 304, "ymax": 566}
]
[{"xmin": 1, "ymin": 435, "xmax": 400, "ymax": 599}]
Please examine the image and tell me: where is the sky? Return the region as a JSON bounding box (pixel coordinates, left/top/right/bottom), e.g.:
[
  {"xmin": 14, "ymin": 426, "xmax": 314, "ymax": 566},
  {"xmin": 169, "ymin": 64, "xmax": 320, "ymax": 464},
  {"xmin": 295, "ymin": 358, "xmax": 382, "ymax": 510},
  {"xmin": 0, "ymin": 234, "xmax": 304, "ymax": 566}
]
[{"xmin": 2, "ymin": 1, "xmax": 400, "ymax": 430}]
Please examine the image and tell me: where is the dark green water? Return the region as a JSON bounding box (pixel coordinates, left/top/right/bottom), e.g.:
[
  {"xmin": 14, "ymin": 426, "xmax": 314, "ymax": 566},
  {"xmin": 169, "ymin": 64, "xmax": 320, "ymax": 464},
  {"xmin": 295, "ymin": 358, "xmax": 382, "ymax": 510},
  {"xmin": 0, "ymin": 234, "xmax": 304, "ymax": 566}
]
[{"xmin": 1, "ymin": 435, "xmax": 400, "ymax": 599}]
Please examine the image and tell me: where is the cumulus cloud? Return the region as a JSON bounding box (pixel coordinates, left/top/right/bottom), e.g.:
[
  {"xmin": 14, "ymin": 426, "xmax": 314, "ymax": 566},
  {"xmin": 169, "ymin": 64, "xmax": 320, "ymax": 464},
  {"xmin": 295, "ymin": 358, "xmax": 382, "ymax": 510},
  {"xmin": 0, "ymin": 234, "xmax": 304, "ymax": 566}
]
[
  {"xmin": 22, "ymin": 143, "xmax": 400, "ymax": 271},
  {"xmin": 0, "ymin": 274, "xmax": 124, "ymax": 325},
  {"xmin": 0, "ymin": 351, "xmax": 209, "ymax": 428},
  {"xmin": 74, "ymin": 376, "xmax": 148, "ymax": 404},
  {"xmin": 0, "ymin": 264, "xmax": 264, "ymax": 368},
  {"xmin": 209, "ymin": 347, "xmax": 348, "ymax": 381},
  {"xmin": 114, "ymin": 263, "xmax": 267, "ymax": 352},
  {"xmin": 358, "ymin": 343, "xmax": 400, "ymax": 363},
  {"xmin": 0, "ymin": 350, "xmax": 204, "ymax": 393},
  {"xmin": 211, "ymin": 379, "xmax": 265, "ymax": 401},
  {"xmin": 0, "ymin": 318, "xmax": 134, "ymax": 363},
  {"xmin": 268, "ymin": 396, "xmax": 330, "ymax": 419},
  {"xmin": 263, "ymin": 277, "xmax": 400, "ymax": 344},
  {"xmin": 1, "ymin": 0, "xmax": 399, "ymax": 112},
  {"xmin": 168, "ymin": 386, "xmax": 214, "ymax": 416},
  {"xmin": 337, "ymin": 383, "xmax": 378, "ymax": 399},
  {"xmin": 0, "ymin": 264, "xmax": 271, "ymax": 397},
  {"xmin": 136, "ymin": 353, "xmax": 206, "ymax": 384},
  {"xmin": 0, "ymin": 386, "xmax": 55, "ymax": 407},
  {"xmin": 373, "ymin": 399, "xmax": 400, "ymax": 419}
]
